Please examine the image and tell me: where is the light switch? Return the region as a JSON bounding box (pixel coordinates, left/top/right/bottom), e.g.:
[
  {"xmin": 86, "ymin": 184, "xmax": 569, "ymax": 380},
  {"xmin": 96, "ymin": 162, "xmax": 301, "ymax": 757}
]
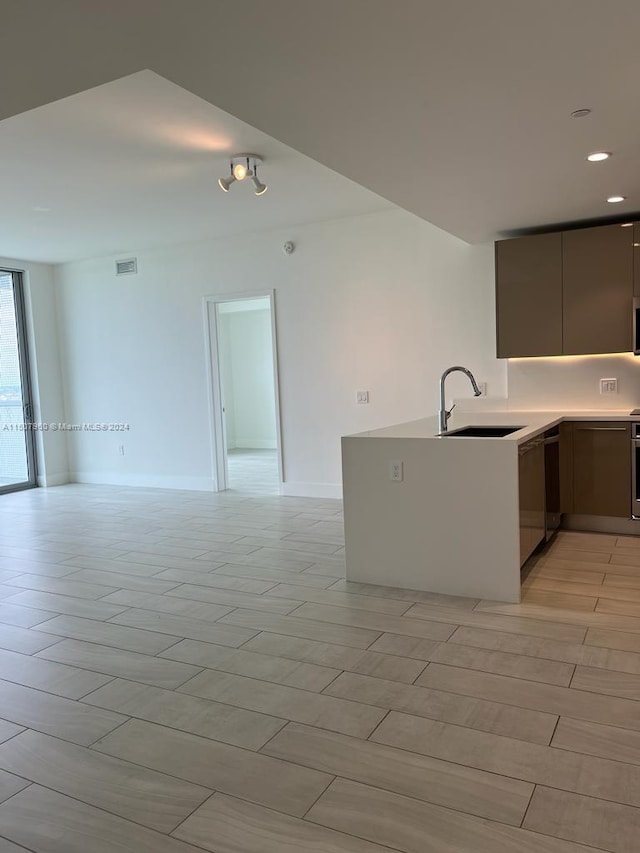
[
  {"xmin": 356, "ymin": 390, "xmax": 369, "ymax": 404},
  {"xmin": 600, "ymin": 378, "xmax": 618, "ymax": 394}
]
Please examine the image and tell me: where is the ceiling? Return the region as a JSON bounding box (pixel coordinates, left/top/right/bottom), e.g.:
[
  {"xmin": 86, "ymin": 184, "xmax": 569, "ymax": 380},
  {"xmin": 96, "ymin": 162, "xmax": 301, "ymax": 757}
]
[
  {"xmin": 1, "ymin": 0, "xmax": 640, "ymax": 248},
  {"xmin": 0, "ymin": 72, "xmax": 388, "ymax": 263}
]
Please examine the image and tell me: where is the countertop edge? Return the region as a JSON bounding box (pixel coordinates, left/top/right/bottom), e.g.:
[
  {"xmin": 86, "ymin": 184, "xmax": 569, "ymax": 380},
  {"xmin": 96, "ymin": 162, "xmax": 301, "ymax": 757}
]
[{"xmin": 345, "ymin": 410, "xmax": 637, "ymax": 444}]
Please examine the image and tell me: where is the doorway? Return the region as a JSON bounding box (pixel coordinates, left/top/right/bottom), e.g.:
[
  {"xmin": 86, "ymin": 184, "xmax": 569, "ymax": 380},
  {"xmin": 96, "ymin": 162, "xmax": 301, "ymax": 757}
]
[
  {"xmin": 0, "ymin": 271, "xmax": 37, "ymax": 493},
  {"xmin": 204, "ymin": 292, "xmax": 282, "ymax": 493}
]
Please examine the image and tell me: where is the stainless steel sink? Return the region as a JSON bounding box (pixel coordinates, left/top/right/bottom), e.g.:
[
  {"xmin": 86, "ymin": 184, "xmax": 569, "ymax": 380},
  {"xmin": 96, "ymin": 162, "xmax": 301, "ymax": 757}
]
[{"xmin": 442, "ymin": 425, "xmax": 525, "ymax": 438}]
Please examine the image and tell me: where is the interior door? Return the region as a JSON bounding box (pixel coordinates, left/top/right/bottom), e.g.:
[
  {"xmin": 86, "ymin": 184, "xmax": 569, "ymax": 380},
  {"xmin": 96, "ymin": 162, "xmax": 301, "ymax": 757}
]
[{"xmin": 0, "ymin": 271, "xmax": 37, "ymax": 493}]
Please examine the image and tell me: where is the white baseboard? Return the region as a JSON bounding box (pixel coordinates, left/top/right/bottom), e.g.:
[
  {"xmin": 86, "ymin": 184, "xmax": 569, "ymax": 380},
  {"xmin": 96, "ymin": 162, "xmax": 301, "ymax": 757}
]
[
  {"xmin": 281, "ymin": 481, "xmax": 343, "ymax": 499},
  {"xmin": 37, "ymin": 473, "xmax": 70, "ymax": 487},
  {"xmin": 234, "ymin": 440, "xmax": 278, "ymax": 450},
  {"xmin": 72, "ymin": 472, "xmax": 216, "ymax": 491},
  {"xmin": 67, "ymin": 472, "xmax": 339, "ymax": 498}
]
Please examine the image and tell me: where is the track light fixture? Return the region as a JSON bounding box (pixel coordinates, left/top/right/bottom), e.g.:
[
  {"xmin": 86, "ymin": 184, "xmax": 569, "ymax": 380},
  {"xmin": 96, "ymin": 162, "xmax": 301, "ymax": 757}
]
[
  {"xmin": 252, "ymin": 174, "xmax": 267, "ymax": 195},
  {"xmin": 218, "ymin": 154, "xmax": 267, "ymax": 196}
]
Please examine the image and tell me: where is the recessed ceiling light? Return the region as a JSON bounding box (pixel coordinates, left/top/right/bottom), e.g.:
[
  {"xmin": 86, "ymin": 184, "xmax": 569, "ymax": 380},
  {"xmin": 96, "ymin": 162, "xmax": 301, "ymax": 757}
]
[
  {"xmin": 607, "ymin": 195, "xmax": 626, "ymax": 204},
  {"xmin": 586, "ymin": 151, "xmax": 611, "ymax": 162},
  {"xmin": 571, "ymin": 108, "xmax": 592, "ymax": 118}
]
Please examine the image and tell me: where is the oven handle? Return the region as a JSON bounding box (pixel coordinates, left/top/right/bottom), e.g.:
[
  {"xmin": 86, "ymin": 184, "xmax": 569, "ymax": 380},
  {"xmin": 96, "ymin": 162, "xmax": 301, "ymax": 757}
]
[{"xmin": 575, "ymin": 426, "xmax": 627, "ymax": 431}]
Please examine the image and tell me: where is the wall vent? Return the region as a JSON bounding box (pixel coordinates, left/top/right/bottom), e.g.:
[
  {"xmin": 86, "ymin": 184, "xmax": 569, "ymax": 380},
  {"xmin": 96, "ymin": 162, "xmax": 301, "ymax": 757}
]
[{"xmin": 115, "ymin": 258, "xmax": 137, "ymax": 276}]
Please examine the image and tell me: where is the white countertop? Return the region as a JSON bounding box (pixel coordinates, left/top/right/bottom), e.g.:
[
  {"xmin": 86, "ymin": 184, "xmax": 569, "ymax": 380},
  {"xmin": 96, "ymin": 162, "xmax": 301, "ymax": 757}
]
[{"xmin": 348, "ymin": 408, "xmax": 638, "ymax": 444}]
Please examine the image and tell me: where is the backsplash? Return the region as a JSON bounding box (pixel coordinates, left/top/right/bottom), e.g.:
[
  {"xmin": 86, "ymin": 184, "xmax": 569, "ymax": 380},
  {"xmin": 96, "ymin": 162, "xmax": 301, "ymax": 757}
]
[{"xmin": 507, "ymin": 353, "xmax": 640, "ymax": 410}]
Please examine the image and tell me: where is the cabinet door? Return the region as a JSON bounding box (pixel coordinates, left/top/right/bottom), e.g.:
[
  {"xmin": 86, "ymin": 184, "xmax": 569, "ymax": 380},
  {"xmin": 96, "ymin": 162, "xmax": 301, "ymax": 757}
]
[
  {"xmin": 559, "ymin": 422, "xmax": 574, "ymax": 514},
  {"xmin": 496, "ymin": 233, "xmax": 562, "ymax": 358},
  {"xmin": 563, "ymin": 224, "xmax": 633, "ymax": 355},
  {"xmin": 518, "ymin": 440, "xmax": 545, "ymax": 566},
  {"xmin": 572, "ymin": 422, "xmax": 631, "ymax": 517}
]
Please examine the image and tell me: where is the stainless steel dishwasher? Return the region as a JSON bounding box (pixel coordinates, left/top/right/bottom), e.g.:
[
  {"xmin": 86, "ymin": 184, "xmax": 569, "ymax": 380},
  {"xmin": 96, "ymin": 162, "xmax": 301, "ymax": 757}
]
[{"xmin": 632, "ymin": 422, "xmax": 640, "ymax": 518}]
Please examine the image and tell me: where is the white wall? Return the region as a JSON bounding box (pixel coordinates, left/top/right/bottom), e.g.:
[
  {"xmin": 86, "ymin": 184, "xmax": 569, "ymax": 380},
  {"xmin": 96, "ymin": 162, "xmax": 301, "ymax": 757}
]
[
  {"xmin": 0, "ymin": 257, "xmax": 68, "ymax": 486},
  {"xmin": 218, "ymin": 313, "xmax": 237, "ymax": 450},
  {"xmin": 219, "ymin": 307, "xmax": 277, "ymax": 450},
  {"xmin": 507, "ymin": 354, "xmax": 640, "ymax": 411},
  {"xmin": 54, "ymin": 208, "xmax": 506, "ymax": 497}
]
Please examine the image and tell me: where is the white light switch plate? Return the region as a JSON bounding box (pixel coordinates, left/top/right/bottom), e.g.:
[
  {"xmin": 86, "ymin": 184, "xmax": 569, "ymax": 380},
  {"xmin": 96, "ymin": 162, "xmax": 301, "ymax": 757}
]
[
  {"xmin": 600, "ymin": 378, "xmax": 618, "ymax": 394},
  {"xmin": 356, "ymin": 390, "xmax": 369, "ymax": 404}
]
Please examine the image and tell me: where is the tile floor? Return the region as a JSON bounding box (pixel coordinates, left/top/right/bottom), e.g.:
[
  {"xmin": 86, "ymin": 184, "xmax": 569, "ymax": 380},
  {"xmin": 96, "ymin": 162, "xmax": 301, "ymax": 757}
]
[
  {"xmin": 226, "ymin": 449, "xmax": 279, "ymax": 494},
  {"xmin": 0, "ymin": 487, "xmax": 639, "ymax": 851}
]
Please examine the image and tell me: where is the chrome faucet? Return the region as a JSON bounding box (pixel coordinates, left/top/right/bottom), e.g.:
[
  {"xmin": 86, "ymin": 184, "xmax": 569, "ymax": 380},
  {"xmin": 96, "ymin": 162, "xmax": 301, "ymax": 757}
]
[{"xmin": 438, "ymin": 365, "xmax": 482, "ymax": 433}]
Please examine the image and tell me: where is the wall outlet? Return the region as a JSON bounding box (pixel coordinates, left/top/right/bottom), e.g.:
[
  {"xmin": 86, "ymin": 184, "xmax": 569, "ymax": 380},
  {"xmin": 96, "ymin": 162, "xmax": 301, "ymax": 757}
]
[
  {"xmin": 356, "ymin": 390, "xmax": 369, "ymax": 404},
  {"xmin": 118, "ymin": 445, "xmax": 125, "ymax": 456},
  {"xmin": 600, "ymin": 378, "xmax": 618, "ymax": 394},
  {"xmin": 389, "ymin": 460, "xmax": 403, "ymax": 482}
]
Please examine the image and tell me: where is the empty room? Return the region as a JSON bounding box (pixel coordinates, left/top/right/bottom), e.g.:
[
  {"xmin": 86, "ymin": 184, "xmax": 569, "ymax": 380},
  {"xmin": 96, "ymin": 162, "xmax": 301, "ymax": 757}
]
[{"xmin": 1, "ymin": 3, "xmax": 640, "ymax": 853}]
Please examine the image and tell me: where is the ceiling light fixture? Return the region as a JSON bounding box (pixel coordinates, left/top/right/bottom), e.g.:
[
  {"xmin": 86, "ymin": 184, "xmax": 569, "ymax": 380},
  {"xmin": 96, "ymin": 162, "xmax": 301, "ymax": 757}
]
[
  {"xmin": 218, "ymin": 154, "xmax": 267, "ymax": 196},
  {"xmin": 607, "ymin": 195, "xmax": 626, "ymax": 204},
  {"xmin": 232, "ymin": 161, "xmax": 248, "ymax": 181},
  {"xmin": 251, "ymin": 175, "xmax": 267, "ymax": 196},
  {"xmin": 218, "ymin": 174, "xmax": 235, "ymax": 192},
  {"xmin": 586, "ymin": 151, "xmax": 611, "ymax": 162}
]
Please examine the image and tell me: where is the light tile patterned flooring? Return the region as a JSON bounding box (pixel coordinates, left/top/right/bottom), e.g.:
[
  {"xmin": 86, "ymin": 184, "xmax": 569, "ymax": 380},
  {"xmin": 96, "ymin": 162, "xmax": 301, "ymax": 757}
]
[
  {"xmin": 1, "ymin": 488, "xmax": 640, "ymax": 851},
  {"xmin": 226, "ymin": 449, "xmax": 279, "ymax": 494}
]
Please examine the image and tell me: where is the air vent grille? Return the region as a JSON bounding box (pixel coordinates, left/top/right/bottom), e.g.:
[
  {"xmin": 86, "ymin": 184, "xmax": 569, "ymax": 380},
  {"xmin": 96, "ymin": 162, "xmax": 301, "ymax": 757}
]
[{"xmin": 116, "ymin": 258, "xmax": 137, "ymax": 276}]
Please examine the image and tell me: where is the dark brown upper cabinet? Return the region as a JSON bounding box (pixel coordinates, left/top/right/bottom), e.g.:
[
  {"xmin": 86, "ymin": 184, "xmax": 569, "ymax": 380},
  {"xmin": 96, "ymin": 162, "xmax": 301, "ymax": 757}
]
[
  {"xmin": 562, "ymin": 224, "xmax": 633, "ymax": 355},
  {"xmin": 495, "ymin": 233, "xmax": 562, "ymax": 358},
  {"xmin": 495, "ymin": 221, "xmax": 635, "ymax": 357}
]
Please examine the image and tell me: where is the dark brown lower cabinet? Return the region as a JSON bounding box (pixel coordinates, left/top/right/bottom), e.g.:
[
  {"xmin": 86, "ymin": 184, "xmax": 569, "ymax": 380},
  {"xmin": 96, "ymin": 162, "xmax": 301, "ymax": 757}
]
[
  {"xmin": 559, "ymin": 422, "xmax": 574, "ymax": 514},
  {"xmin": 571, "ymin": 422, "xmax": 631, "ymax": 518},
  {"xmin": 518, "ymin": 438, "xmax": 545, "ymax": 566}
]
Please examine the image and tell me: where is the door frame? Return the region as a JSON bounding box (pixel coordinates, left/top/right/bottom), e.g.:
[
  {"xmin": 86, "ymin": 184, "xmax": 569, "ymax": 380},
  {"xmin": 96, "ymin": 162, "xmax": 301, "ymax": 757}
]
[
  {"xmin": 0, "ymin": 269, "xmax": 37, "ymax": 494},
  {"xmin": 203, "ymin": 289, "xmax": 284, "ymax": 492}
]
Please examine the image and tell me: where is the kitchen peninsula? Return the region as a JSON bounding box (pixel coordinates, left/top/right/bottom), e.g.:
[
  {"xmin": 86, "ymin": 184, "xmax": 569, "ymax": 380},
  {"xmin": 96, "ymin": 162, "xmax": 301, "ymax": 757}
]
[{"xmin": 342, "ymin": 409, "xmax": 636, "ymax": 603}]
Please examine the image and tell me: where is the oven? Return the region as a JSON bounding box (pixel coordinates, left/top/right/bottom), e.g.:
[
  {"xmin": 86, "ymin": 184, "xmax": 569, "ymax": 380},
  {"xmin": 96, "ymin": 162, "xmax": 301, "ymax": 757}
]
[{"xmin": 632, "ymin": 423, "xmax": 640, "ymax": 518}]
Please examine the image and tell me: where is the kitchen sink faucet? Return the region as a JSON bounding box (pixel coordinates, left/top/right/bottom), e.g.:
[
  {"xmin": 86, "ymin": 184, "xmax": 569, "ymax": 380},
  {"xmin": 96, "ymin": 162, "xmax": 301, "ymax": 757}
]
[{"xmin": 438, "ymin": 366, "xmax": 482, "ymax": 433}]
